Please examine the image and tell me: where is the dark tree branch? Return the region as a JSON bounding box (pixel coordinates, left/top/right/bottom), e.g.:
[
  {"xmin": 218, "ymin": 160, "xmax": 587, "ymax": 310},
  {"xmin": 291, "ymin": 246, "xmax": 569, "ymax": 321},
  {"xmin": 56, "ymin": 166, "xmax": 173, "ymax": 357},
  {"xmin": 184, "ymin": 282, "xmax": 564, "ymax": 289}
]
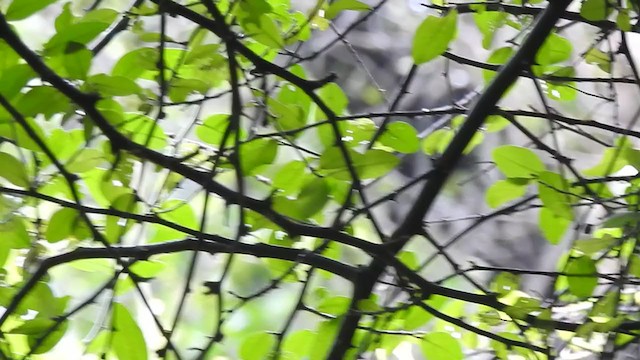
[{"xmin": 326, "ymin": 1, "xmax": 574, "ymax": 357}]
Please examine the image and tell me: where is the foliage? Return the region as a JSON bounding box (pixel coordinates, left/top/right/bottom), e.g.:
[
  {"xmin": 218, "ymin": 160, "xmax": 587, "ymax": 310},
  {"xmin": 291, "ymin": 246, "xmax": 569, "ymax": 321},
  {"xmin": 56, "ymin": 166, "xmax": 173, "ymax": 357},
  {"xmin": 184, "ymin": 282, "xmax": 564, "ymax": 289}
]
[{"xmin": 0, "ymin": 0, "xmax": 637, "ymax": 359}]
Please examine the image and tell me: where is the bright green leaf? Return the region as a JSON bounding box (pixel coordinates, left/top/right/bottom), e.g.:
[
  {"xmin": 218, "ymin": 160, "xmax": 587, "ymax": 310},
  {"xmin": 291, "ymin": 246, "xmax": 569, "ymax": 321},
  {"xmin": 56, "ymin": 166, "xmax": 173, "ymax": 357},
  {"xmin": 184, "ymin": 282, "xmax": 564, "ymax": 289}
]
[
  {"xmin": 583, "ymin": 137, "xmax": 631, "ymax": 176},
  {"xmin": 112, "ymin": 303, "xmax": 148, "ymax": 360},
  {"xmin": 483, "ymin": 47, "xmax": 513, "ymax": 83},
  {"xmin": 317, "ymin": 296, "xmax": 351, "ymax": 315},
  {"xmin": 317, "ymin": 83, "xmax": 348, "ymax": 117},
  {"xmin": 484, "ymin": 115, "xmax": 511, "ymax": 132},
  {"xmin": 422, "ymin": 128, "xmax": 454, "ymax": 155},
  {"xmin": 15, "ymin": 86, "xmax": 69, "ymax": 118},
  {"xmin": 66, "ymin": 149, "xmax": 104, "ymax": 173},
  {"xmin": 421, "ymin": 332, "xmax": 463, "ymax": 360},
  {"xmin": 493, "ymin": 145, "xmax": 545, "ymax": 179},
  {"xmin": 119, "ymin": 113, "xmax": 167, "ymax": 150},
  {"xmin": 537, "ymin": 171, "xmax": 573, "ymax": 219},
  {"xmin": 463, "ymin": 131, "xmax": 484, "ymax": 154},
  {"xmin": 535, "ymin": 33, "xmax": 572, "ymax": 66},
  {"xmin": 0, "ymin": 152, "xmax": 29, "ymax": 187},
  {"xmin": 379, "ymin": 122, "xmax": 420, "ymax": 153},
  {"xmin": 319, "ymin": 148, "xmax": 399, "ymax": 180},
  {"xmin": 273, "ymin": 178, "xmax": 330, "ymax": 220},
  {"xmin": 485, "ymin": 179, "xmax": 528, "ymax": 208},
  {"xmin": 565, "ymin": 256, "xmax": 598, "ymax": 298},
  {"xmin": 6, "ymin": 0, "xmax": 58, "ymax": 21},
  {"xmin": 239, "ymin": 139, "xmax": 278, "ymax": 174},
  {"xmin": 273, "ymin": 161, "xmax": 308, "ymax": 195},
  {"xmin": 491, "ymin": 272, "xmax": 520, "ymax": 296},
  {"xmin": 196, "ymin": 114, "xmax": 232, "ymax": 146},
  {"xmin": 86, "ymin": 74, "xmax": 142, "ymax": 97},
  {"xmin": 539, "ymin": 207, "xmax": 571, "ymax": 244},
  {"xmin": 412, "ymin": 10, "xmax": 458, "ymax": 64},
  {"xmin": 473, "ymin": 10, "xmax": 507, "ymax": 49},
  {"xmin": 585, "ymin": 48, "xmax": 611, "ymax": 73},
  {"xmin": 325, "ymin": 0, "xmax": 371, "ymax": 19},
  {"xmin": 63, "ymin": 44, "xmax": 92, "ymax": 80},
  {"xmin": 112, "ymin": 47, "xmax": 158, "ymax": 79}
]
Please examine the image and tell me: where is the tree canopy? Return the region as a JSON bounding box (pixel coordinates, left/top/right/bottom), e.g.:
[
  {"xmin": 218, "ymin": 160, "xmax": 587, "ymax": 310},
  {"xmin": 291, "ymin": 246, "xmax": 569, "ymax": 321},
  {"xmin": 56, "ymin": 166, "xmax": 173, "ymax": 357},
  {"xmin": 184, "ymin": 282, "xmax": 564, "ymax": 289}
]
[{"xmin": 0, "ymin": 0, "xmax": 639, "ymax": 359}]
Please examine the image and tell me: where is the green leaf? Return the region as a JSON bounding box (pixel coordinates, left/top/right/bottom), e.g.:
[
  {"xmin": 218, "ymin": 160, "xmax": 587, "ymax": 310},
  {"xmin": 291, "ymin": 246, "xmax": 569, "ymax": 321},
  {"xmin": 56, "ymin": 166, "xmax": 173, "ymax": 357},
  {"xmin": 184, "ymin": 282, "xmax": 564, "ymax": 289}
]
[
  {"xmin": 484, "ymin": 115, "xmax": 511, "ymax": 132},
  {"xmin": 0, "ymin": 118, "xmax": 47, "ymax": 152},
  {"xmin": 129, "ymin": 260, "xmax": 165, "ymax": 279},
  {"xmin": 317, "ymin": 83, "xmax": 348, "ymax": 117},
  {"xmin": 585, "ymin": 48, "xmax": 611, "ymax": 73},
  {"xmin": 412, "ymin": 10, "xmax": 458, "ymax": 64},
  {"xmin": 483, "ymin": 47, "xmax": 513, "ymax": 83},
  {"xmin": 628, "ymin": 255, "xmax": 640, "ymax": 278},
  {"xmin": 12, "ymin": 318, "xmax": 69, "ymax": 354},
  {"xmin": 170, "ymin": 80, "xmax": 209, "ymax": 101},
  {"xmin": 273, "ymin": 161, "xmax": 308, "ymax": 195},
  {"xmin": 575, "ymin": 234, "xmax": 616, "ymax": 255},
  {"xmin": 601, "ymin": 212, "xmax": 640, "ymax": 228},
  {"xmin": 8, "ymin": 317, "xmax": 56, "ymax": 335},
  {"xmin": 319, "ymin": 148, "xmax": 399, "ymax": 180},
  {"xmin": 591, "ymin": 291, "xmax": 617, "ymax": 319},
  {"xmin": 240, "ymin": 333, "xmax": 276, "ymax": 360},
  {"xmin": 273, "ymin": 178, "xmax": 330, "ymax": 220},
  {"xmin": 19, "ymin": 282, "xmax": 69, "ymax": 317},
  {"xmin": 157, "ymin": 200, "xmax": 198, "ymax": 231},
  {"xmin": 243, "ymin": 15, "xmax": 285, "ymax": 48},
  {"xmin": 539, "ymin": 207, "xmax": 571, "ymax": 244},
  {"xmin": 565, "ymin": 256, "xmax": 598, "ymax": 298},
  {"xmin": 580, "ymin": 0, "xmax": 611, "ymax": 21},
  {"xmin": 535, "ymin": 33, "xmax": 572, "ymax": 66},
  {"xmin": 342, "ymin": 118, "xmax": 377, "ymax": 147},
  {"xmin": 112, "ymin": 47, "xmax": 158, "ymax": 79},
  {"xmin": 485, "ymin": 179, "xmax": 528, "ymax": 208},
  {"xmin": 196, "ymin": 114, "xmax": 232, "ymax": 146},
  {"xmin": 404, "ymin": 296, "xmax": 447, "ymax": 330},
  {"xmin": 118, "ymin": 113, "xmax": 167, "ymax": 150},
  {"xmin": 584, "ymin": 137, "xmax": 631, "ymax": 176},
  {"xmin": 537, "ymin": 171, "xmax": 573, "ymax": 219},
  {"xmin": 112, "ymin": 303, "xmax": 148, "ymax": 360},
  {"xmin": 617, "ymin": 8, "xmax": 631, "ymax": 31},
  {"xmin": 0, "ymin": 217, "xmax": 31, "ymax": 249},
  {"xmin": 0, "ymin": 64, "xmax": 35, "ymax": 100},
  {"xmin": 6, "ymin": 0, "xmax": 58, "ymax": 21},
  {"xmin": 15, "ymin": 86, "xmax": 69, "ymax": 118},
  {"xmin": 543, "ymin": 80, "xmax": 577, "ymax": 102},
  {"xmin": 491, "ymin": 272, "xmax": 520, "ymax": 296},
  {"xmin": 421, "ymin": 332, "xmax": 463, "ymax": 360},
  {"xmin": 106, "ymin": 193, "xmax": 140, "ymax": 243},
  {"xmin": 379, "ymin": 122, "xmax": 420, "ymax": 153},
  {"xmin": 86, "ymin": 74, "xmax": 142, "ymax": 97},
  {"xmin": 422, "ymin": 129, "xmax": 454, "ymax": 155},
  {"xmin": 325, "ymin": 0, "xmax": 371, "ymax": 19},
  {"xmin": 0, "ymin": 152, "xmax": 29, "ymax": 187},
  {"xmin": 282, "ymin": 330, "xmax": 314, "ymax": 359},
  {"xmin": 239, "ymin": 138, "xmax": 278, "ymax": 174},
  {"xmin": 318, "ymin": 296, "xmax": 351, "ymax": 315},
  {"xmin": 45, "ymin": 20, "xmax": 115, "ymax": 53},
  {"xmin": 46, "ymin": 208, "xmax": 82, "ymax": 243},
  {"xmin": 463, "ymin": 131, "xmax": 484, "ymax": 154},
  {"xmin": 473, "ymin": 10, "xmax": 507, "ymax": 49},
  {"xmin": 270, "ymin": 83, "xmax": 311, "ymax": 132},
  {"xmin": 493, "ymin": 145, "xmax": 545, "ymax": 179},
  {"xmin": 66, "ymin": 149, "xmax": 104, "ymax": 173},
  {"xmin": 63, "ymin": 44, "xmax": 92, "ymax": 80},
  {"xmin": 310, "ymin": 320, "xmax": 339, "ymax": 360}
]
